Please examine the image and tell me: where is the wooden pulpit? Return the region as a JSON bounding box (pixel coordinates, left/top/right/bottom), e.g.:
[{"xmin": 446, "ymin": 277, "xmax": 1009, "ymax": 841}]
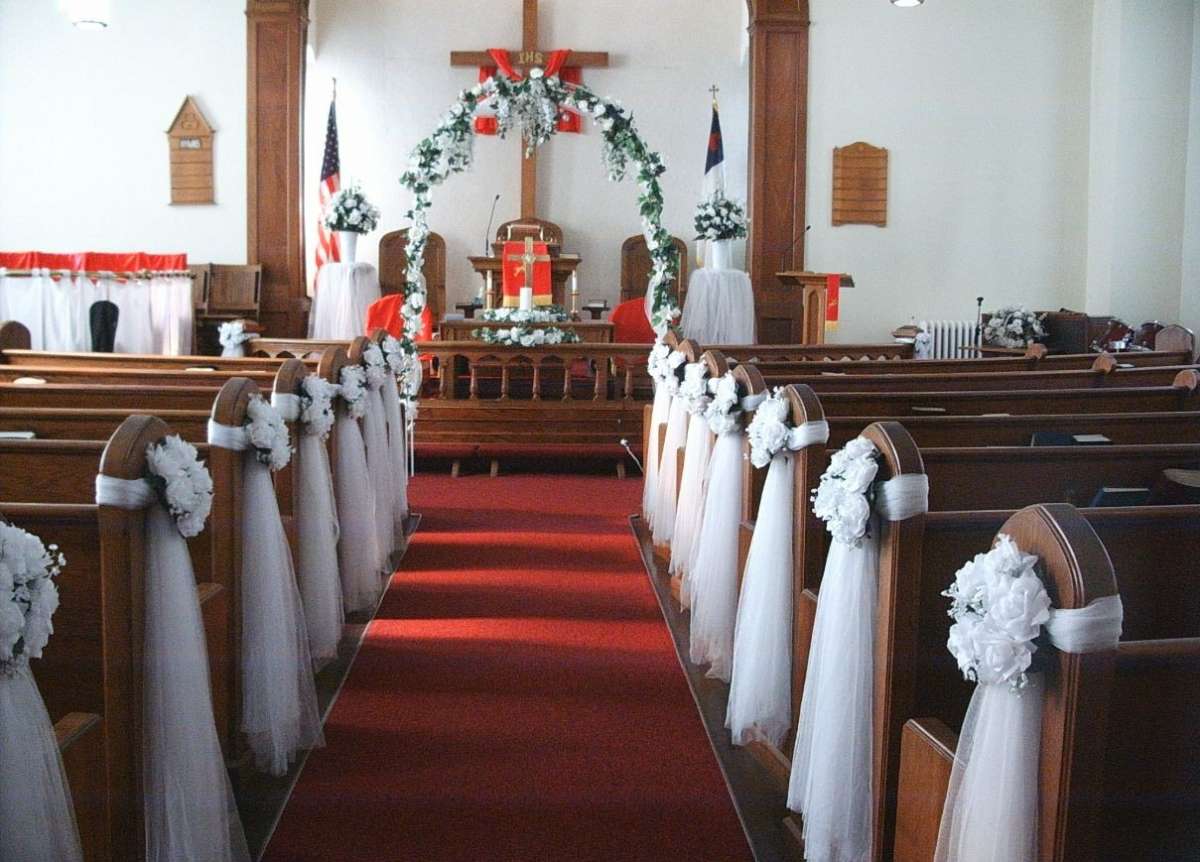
[{"xmin": 775, "ymin": 271, "xmax": 855, "ymax": 345}]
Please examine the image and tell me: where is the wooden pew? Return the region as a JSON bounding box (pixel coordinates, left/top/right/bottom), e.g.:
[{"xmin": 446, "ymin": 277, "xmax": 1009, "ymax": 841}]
[
  {"xmin": 890, "ymin": 502, "xmax": 1200, "ymax": 861},
  {"xmin": 749, "ymin": 347, "xmax": 1194, "ymax": 375},
  {"xmin": 0, "ymin": 363, "xmax": 279, "ymax": 388},
  {"xmin": 0, "ymin": 415, "xmax": 229, "ymax": 860}
]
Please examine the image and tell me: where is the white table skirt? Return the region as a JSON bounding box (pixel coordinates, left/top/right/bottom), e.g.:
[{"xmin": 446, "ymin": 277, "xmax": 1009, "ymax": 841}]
[
  {"xmin": 309, "ymin": 262, "xmax": 381, "ymax": 340},
  {"xmin": 680, "ymin": 267, "xmax": 755, "ymax": 345},
  {"xmin": 0, "ymin": 270, "xmax": 193, "ymax": 354}
]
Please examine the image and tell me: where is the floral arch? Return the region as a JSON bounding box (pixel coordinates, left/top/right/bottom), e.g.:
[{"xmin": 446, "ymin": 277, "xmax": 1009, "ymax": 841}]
[{"xmin": 395, "ymin": 69, "xmax": 680, "ymax": 359}]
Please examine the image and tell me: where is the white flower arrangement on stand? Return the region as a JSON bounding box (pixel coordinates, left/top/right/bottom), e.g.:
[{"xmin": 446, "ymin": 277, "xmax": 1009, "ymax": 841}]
[
  {"xmin": 245, "ymin": 395, "xmax": 292, "ymax": 472},
  {"xmin": 0, "ymin": 524, "xmax": 65, "ymax": 674},
  {"xmin": 323, "ymin": 182, "xmax": 381, "ymax": 264},
  {"xmin": 811, "ymin": 436, "xmax": 881, "ymax": 547},
  {"xmin": 299, "ymin": 375, "xmax": 338, "ymax": 441},
  {"xmin": 471, "ymin": 325, "xmax": 581, "ymax": 347},
  {"xmin": 694, "ymin": 194, "xmax": 748, "ymax": 241},
  {"xmin": 983, "ymin": 305, "xmax": 1046, "ymax": 349},
  {"xmin": 217, "ymin": 320, "xmax": 254, "ymax": 357},
  {"xmin": 338, "ymin": 365, "xmax": 368, "ymax": 419},
  {"xmin": 146, "ymin": 435, "xmax": 214, "ymax": 538},
  {"xmin": 943, "ymin": 534, "xmax": 1053, "ymax": 690}
]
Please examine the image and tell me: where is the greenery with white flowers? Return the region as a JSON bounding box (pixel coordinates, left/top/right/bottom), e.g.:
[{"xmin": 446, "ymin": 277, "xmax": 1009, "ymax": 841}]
[
  {"xmin": 323, "ymin": 182, "xmax": 381, "ymax": 234},
  {"xmin": 983, "ymin": 305, "xmax": 1046, "ymax": 349},
  {"xmin": 694, "ymin": 194, "xmax": 747, "ymax": 241},
  {"xmin": 397, "ymin": 69, "xmax": 680, "ymax": 359}
]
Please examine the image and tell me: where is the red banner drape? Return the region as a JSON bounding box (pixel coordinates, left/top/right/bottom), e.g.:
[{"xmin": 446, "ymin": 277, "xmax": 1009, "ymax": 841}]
[{"xmin": 0, "ymin": 251, "xmax": 187, "ymax": 271}]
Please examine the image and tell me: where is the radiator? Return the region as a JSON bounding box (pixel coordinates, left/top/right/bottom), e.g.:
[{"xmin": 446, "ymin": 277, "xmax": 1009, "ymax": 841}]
[{"xmin": 918, "ymin": 320, "xmax": 976, "ymax": 359}]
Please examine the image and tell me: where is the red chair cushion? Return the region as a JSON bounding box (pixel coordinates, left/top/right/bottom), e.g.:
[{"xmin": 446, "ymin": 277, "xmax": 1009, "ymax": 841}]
[
  {"xmin": 610, "ymin": 298, "xmax": 657, "ymax": 344},
  {"xmin": 365, "ymin": 294, "xmax": 433, "ymax": 341}
]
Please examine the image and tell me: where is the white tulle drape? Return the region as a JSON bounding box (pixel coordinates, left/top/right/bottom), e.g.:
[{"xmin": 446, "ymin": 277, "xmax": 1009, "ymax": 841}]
[
  {"xmin": 669, "ymin": 416, "xmax": 714, "ymax": 584},
  {"xmin": 642, "ymin": 383, "xmax": 671, "ymax": 527},
  {"xmin": 0, "ymin": 662, "xmax": 84, "ymax": 862},
  {"xmin": 308, "ymin": 262, "xmax": 382, "ymax": 339},
  {"xmin": 725, "ymin": 420, "xmax": 829, "ymax": 748},
  {"xmin": 788, "ymin": 474, "xmax": 929, "ymax": 862},
  {"xmin": 383, "ymin": 373, "xmax": 410, "ymax": 527},
  {"xmin": 207, "ymin": 422, "xmax": 324, "ymax": 776},
  {"xmin": 334, "ymin": 410, "xmax": 383, "ymax": 613},
  {"xmin": 272, "ymin": 392, "xmax": 344, "ymax": 672},
  {"xmin": 935, "ymin": 595, "xmax": 1124, "ymax": 862},
  {"xmin": 687, "ymin": 430, "xmax": 746, "ymax": 682},
  {"xmin": 651, "ymin": 397, "xmax": 690, "ymax": 545},
  {"xmin": 94, "ymin": 475, "xmax": 249, "ymax": 862},
  {"xmin": 680, "ymin": 268, "xmax": 756, "ymax": 345},
  {"xmin": 363, "ymin": 384, "xmax": 396, "ymax": 572}
]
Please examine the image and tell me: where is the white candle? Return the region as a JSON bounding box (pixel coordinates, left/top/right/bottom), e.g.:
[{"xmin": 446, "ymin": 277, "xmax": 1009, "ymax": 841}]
[
  {"xmin": 485, "ymin": 269, "xmax": 493, "ymax": 297},
  {"xmin": 519, "ymin": 286, "xmax": 533, "ymax": 311},
  {"xmin": 571, "ymin": 271, "xmax": 579, "ymax": 296}
]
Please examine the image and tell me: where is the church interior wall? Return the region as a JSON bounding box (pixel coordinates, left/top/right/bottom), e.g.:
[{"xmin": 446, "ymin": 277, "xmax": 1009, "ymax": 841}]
[
  {"xmin": 1180, "ymin": 0, "xmax": 1200, "ymax": 336},
  {"xmin": 0, "ymin": 0, "xmax": 247, "ymax": 264}
]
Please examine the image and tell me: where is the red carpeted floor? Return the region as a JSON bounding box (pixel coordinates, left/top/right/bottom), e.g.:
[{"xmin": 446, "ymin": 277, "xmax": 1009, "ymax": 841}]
[{"xmin": 263, "ymin": 474, "xmax": 752, "ymax": 862}]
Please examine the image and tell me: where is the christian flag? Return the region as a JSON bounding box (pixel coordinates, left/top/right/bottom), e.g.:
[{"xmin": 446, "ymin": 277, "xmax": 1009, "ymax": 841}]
[
  {"xmin": 702, "ymin": 103, "xmax": 725, "ymax": 199},
  {"xmin": 315, "ymin": 97, "xmax": 340, "ymax": 275}
]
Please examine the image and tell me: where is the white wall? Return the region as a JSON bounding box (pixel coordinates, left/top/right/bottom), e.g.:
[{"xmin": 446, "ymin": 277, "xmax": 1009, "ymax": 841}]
[
  {"xmin": 805, "ymin": 0, "xmax": 1094, "ymax": 343},
  {"xmin": 1085, "ymin": 0, "xmax": 1196, "ymax": 326},
  {"xmin": 0, "ymin": 0, "xmax": 247, "ymax": 263},
  {"xmin": 303, "ymin": 0, "xmax": 749, "ymax": 308},
  {"xmin": 1182, "ymin": 0, "xmax": 1200, "ymax": 337}
]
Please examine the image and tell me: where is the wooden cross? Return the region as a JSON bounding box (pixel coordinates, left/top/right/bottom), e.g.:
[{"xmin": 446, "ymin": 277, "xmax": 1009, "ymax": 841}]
[
  {"xmin": 450, "ymin": 0, "xmax": 609, "ymax": 219},
  {"xmin": 505, "ymin": 235, "xmax": 551, "ymax": 290}
]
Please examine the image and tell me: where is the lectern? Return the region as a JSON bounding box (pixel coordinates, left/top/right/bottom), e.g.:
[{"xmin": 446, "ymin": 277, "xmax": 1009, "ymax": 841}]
[{"xmin": 775, "ymin": 271, "xmax": 855, "ymax": 344}]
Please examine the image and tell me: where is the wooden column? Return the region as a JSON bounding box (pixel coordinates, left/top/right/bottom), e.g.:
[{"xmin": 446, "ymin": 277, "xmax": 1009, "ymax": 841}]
[
  {"xmin": 246, "ymin": 0, "xmax": 309, "ymax": 337},
  {"xmin": 746, "ymin": 0, "xmax": 810, "ymax": 343}
]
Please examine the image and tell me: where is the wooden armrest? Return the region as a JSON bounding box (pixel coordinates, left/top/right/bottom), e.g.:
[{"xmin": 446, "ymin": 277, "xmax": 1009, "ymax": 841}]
[
  {"xmin": 894, "ymin": 718, "xmax": 958, "ymax": 862},
  {"xmin": 54, "ymin": 711, "xmax": 101, "ymax": 751},
  {"xmin": 197, "ymin": 581, "xmax": 224, "ymax": 606}
]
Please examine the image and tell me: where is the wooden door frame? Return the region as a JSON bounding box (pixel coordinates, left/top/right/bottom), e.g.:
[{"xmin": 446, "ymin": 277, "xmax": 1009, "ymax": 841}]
[{"xmin": 245, "ymin": 1, "xmax": 809, "ymax": 340}]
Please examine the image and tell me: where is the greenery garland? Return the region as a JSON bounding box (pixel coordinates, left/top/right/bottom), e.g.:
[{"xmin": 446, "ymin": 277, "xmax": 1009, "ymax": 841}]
[
  {"xmin": 470, "ymin": 325, "xmax": 583, "ymax": 347},
  {"xmin": 398, "ymin": 70, "xmax": 680, "ymax": 358}
]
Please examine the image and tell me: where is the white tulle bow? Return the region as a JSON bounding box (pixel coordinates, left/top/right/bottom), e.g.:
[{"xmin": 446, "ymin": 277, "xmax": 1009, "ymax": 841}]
[
  {"xmin": 206, "ymin": 419, "xmax": 250, "ymax": 451},
  {"xmin": 270, "ymin": 392, "xmax": 302, "ymax": 422}
]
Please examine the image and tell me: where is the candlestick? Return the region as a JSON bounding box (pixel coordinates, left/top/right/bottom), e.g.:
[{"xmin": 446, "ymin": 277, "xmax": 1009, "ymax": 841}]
[
  {"xmin": 484, "ymin": 269, "xmax": 495, "ymax": 309},
  {"xmin": 570, "ymin": 271, "xmax": 580, "ymax": 319}
]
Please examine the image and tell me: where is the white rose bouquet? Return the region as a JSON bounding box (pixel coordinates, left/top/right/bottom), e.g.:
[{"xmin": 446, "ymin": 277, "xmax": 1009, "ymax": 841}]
[
  {"xmin": 217, "ymin": 320, "xmax": 253, "ymax": 356},
  {"xmin": 694, "ymin": 194, "xmax": 748, "ymax": 241},
  {"xmin": 362, "ymin": 343, "xmax": 388, "ymax": 390},
  {"xmin": 245, "ymin": 394, "xmax": 292, "ymax": 471},
  {"xmin": 479, "ymin": 305, "xmax": 569, "ymax": 325},
  {"xmin": 0, "ymin": 523, "xmax": 65, "ymax": 673},
  {"xmin": 299, "ymin": 374, "xmax": 338, "ymax": 440},
  {"xmin": 322, "ymin": 182, "xmax": 381, "ymax": 234},
  {"xmin": 943, "ymin": 534, "xmax": 1052, "ymax": 691},
  {"xmin": 704, "ymin": 371, "xmax": 743, "ymax": 437},
  {"xmin": 983, "ymin": 305, "xmax": 1046, "ymax": 349},
  {"xmin": 146, "ymin": 435, "xmax": 214, "ymax": 538},
  {"xmin": 746, "ymin": 388, "xmax": 793, "ymax": 468},
  {"xmin": 811, "ymin": 436, "xmax": 880, "ymax": 547},
  {"xmin": 338, "ymin": 365, "xmax": 368, "ymax": 419},
  {"xmin": 678, "ymin": 362, "xmax": 712, "ymax": 416},
  {"xmin": 471, "ymin": 326, "xmax": 581, "ymax": 347}
]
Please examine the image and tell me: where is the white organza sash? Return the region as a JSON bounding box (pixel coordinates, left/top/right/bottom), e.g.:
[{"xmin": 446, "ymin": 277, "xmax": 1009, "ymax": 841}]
[
  {"xmin": 788, "ymin": 474, "xmax": 929, "ymax": 862},
  {"xmin": 687, "ymin": 430, "xmax": 746, "ymax": 682},
  {"xmin": 363, "ymin": 386, "xmax": 396, "ymax": 572},
  {"xmin": 0, "ymin": 662, "xmax": 84, "ymax": 862},
  {"xmin": 294, "ymin": 432, "xmax": 343, "ymax": 671},
  {"xmin": 382, "ymin": 373, "xmax": 410, "ymax": 526},
  {"xmin": 334, "ymin": 412, "xmax": 383, "ymax": 613},
  {"xmin": 726, "ymin": 419, "xmax": 831, "ymax": 748},
  {"xmin": 643, "ymin": 384, "xmax": 671, "ymax": 527},
  {"xmin": 207, "ymin": 424, "xmax": 324, "ymax": 776},
  {"xmin": 94, "ymin": 475, "xmax": 250, "ymax": 862},
  {"xmin": 651, "ymin": 397, "xmax": 690, "ymax": 545},
  {"xmin": 935, "ymin": 595, "xmax": 1124, "ymax": 862},
  {"xmin": 669, "ymin": 415, "xmax": 714, "ymax": 583}
]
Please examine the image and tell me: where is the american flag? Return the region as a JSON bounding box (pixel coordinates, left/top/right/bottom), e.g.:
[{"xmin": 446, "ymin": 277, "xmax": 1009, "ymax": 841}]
[{"xmin": 315, "ymin": 97, "xmax": 340, "ymax": 274}]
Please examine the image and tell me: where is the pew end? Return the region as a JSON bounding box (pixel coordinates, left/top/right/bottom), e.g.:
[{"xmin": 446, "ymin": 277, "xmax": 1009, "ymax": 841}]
[
  {"xmin": 0, "ymin": 319, "xmax": 31, "ymax": 352},
  {"xmin": 55, "ymin": 711, "xmax": 107, "ymax": 862},
  {"xmin": 893, "ymin": 718, "xmax": 956, "ymax": 862}
]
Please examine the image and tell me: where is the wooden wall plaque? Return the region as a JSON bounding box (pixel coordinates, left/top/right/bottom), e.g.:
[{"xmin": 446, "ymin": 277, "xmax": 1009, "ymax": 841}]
[
  {"xmin": 832, "ymin": 141, "xmax": 887, "ymax": 227},
  {"xmin": 167, "ymin": 96, "xmax": 215, "ymax": 205}
]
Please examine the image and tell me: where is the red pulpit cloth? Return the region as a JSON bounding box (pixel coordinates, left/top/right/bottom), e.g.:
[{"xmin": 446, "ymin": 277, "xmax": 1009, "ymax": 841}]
[
  {"xmin": 501, "ymin": 241, "xmax": 553, "ymax": 307},
  {"xmin": 825, "ymin": 273, "xmax": 840, "ymax": 331}
]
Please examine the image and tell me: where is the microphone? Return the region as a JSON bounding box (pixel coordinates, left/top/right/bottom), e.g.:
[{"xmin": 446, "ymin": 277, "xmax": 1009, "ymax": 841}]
[
  {"xmin": 484, "ymin": 194, "xmax": 501, "ymax": 256},
  {"xmin": 777, "ymin": 224, "xmax": 811, "ymax": 273}
]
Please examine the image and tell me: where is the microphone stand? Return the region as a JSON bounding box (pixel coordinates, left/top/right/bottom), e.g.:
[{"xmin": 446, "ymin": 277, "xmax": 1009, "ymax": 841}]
[{"xmin": 484, "ymin": 194, "xmax": 501, "ymax": 256}]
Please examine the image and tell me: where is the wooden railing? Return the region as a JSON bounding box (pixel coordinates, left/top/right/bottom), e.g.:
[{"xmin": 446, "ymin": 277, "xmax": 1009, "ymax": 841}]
[{"xmin": 419, "ymin": 342, "xmax": 653, "ymax": 402}]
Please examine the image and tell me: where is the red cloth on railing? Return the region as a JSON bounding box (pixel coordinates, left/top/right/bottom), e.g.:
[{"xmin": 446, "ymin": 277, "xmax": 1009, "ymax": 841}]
[{"xmin": 0, "ymin": 251, "xmax": 187, "ymax": 271}]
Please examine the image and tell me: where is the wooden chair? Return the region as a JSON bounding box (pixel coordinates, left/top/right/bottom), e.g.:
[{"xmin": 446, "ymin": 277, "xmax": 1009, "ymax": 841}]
[
  {"xmin": 494, "ymin": 217, "xmax": 563, "ymax": 254},
  {"xmin": 378, "ymin": 229, "xmax": 446, "ymax": 324},
  {"xmin": 206, "ymin": 265, "xmax": 262, "ymax": 320},
  {"xmin": 620, "ymin": 234, "xmax": 688, "ymax": 306}
]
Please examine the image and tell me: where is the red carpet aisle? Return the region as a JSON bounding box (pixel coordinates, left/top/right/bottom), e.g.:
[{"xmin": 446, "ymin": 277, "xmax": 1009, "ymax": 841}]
[{"xmin": 264, "ymin": 475, "xmax": 751, "ymax": 862}]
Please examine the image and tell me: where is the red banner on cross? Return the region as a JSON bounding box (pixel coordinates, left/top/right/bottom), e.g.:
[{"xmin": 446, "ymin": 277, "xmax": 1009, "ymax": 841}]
[
  {"xmin": 474, "ymin": 49, "xmax": 582, "ymax": 135},
  {"xmin": 501, "ymin": 240, "xmax": 553, "ymax": 307}
]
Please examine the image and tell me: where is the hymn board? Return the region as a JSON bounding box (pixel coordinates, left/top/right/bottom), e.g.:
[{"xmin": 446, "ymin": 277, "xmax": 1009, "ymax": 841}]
[{"xmin": 450, "ymin": 0, "xmax": 609, "ymax": 219}]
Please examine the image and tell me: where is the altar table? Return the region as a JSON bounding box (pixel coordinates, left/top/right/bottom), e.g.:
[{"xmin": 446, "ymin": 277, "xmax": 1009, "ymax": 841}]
[
  {"xmin": 0, "ymin": 269, "xmax": 193, "ymax": 354},
  {"xmin": 309, "ymin": 262, "xmax": 381, "ymax": 339},
  {"xmin": 680, "ymin": 268, "xmax": 755, "ymax": 345},
  {"xmin": 468, "ymin": 254, "xmax": 581, "ymax": 308}
]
